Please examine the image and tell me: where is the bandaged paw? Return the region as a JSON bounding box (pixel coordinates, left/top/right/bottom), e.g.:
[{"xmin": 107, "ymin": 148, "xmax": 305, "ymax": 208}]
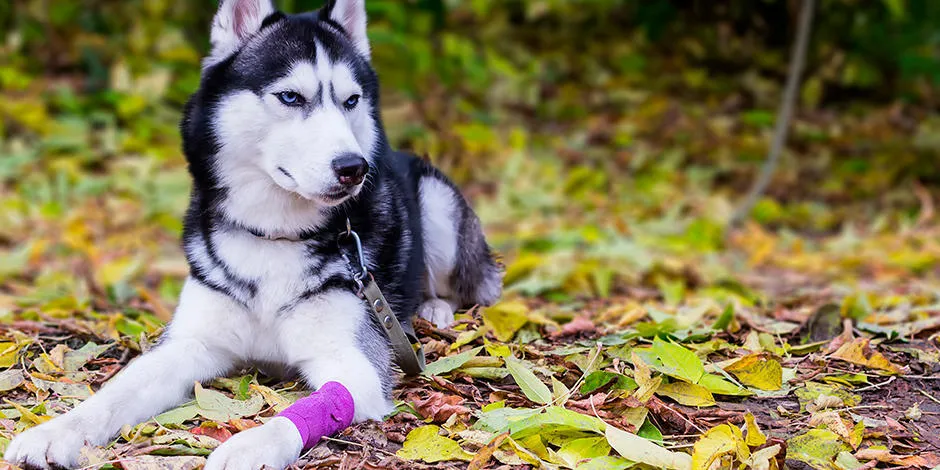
[{"xmin": 278, "ymin": 381, "xmax": 355, "ymax": 449}]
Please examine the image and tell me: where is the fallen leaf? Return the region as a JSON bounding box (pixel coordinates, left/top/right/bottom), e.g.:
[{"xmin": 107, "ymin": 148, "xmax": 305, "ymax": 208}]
[
  {"xmin": 653, "ymin": 337, "xmax": 705, "ymax": 383},
  {"xmin": 482, "ymin": 300, "xmax": 530, "ymax": 342},
  {"xmin": 0, "ymin": 369, "xmax": 25, "ymax": 392},
  {"xmin": 193, "ymin": 382, "xmax": 263, "ymax": 421},
  {"xmin": 657, "ymin": 381, "xmax": 716, "ymax": 407},
  {"xmin": 396, "ymin": 425, "xmax": 474, "ymax": 463},
  {"xmin": 117, "ymin": 455, "xmax": 205, "ymax": 470},
  {"xmin": 724, "ymin": 354, "xmax": 783, "ymax": 390},
  {"xmin": 410, "ymin": 391, "xmax": 471, "ymax": 423},
  {"xmin": 606, "ymin": 423, "xmax": 692, "ymax": 470},
  {"xmin": 505, "ymin": 356, "xmax": 552, "ymax": 405},
  {"xmin": 743, "ymin": 412, "xmax": 767, "ymax": 447},
  {"xmin": 691, "ymin": 424, "xmax": 748, "ymax": 470},
  {"xmin": 551, "ymin": 315, "xmax": 596, "ymax": 337},
  {"xmin": 423, "ymin": 346, "xmax": 483, "ymax": 377},
  {"xmin": 787, "ymin": 429, "xmax": 850, "ymax": 469},
  {"xmin": 830, "ymin": 338, "xmax": 902, "ymax": 374}
]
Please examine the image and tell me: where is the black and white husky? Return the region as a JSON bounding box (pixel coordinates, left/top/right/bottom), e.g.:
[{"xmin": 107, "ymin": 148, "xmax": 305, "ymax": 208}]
[{"xmin": 5, "ymin": 0, "xmax": 501, "ymax": 468}]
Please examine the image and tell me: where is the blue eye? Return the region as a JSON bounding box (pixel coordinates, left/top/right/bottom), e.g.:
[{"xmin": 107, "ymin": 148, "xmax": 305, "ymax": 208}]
[
  {"xmin": 343, "ymin": 94, "xmax": 360, "ymax": 110},
  {"xmin": 275, "ymin": 91, "xmax": 304, "ymax": 106}
]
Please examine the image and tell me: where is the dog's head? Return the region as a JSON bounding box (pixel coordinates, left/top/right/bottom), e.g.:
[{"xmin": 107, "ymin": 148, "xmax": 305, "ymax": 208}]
[{"xmin": 184, "ymin": 0, "xmax": 382, "ymax": 216}]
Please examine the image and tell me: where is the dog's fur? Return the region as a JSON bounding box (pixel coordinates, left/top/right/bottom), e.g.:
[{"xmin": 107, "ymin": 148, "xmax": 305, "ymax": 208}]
[{"xmin": 4, "ymin": 1, "xmax": 501, "ymax": 468}]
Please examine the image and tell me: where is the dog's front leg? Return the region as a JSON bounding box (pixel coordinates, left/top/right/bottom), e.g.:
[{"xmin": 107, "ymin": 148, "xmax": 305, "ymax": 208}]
[
  {"xmin": 5, "ymin": 280, "xmax": 237, "ymax": 469},
  {"xmin": 205, "ymin": 290, "xmax": 393, "ymax": 470}
]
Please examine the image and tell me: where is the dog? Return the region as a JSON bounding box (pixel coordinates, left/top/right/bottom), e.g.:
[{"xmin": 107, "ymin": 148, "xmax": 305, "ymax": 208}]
[{"xmin": 4, "ymin": 0, "xmax": 502, "ymax": 468}]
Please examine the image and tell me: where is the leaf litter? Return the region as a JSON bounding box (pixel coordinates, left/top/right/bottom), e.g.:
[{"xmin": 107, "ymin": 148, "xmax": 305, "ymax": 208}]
[{"xmin": 1, "ymin": 3, "xmax": 939, "ymax": 469}]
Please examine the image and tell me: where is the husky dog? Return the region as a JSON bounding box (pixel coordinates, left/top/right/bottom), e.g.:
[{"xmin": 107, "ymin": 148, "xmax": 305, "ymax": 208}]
[{"xmin": 4, "ymin": 0, "xmax": 501, "ymax": 468}]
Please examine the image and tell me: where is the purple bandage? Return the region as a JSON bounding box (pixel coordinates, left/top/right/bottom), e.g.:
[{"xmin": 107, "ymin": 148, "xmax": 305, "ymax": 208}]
[{"xmin": 277, "ymin": 381, "xmax": 355, "ymax": 449}]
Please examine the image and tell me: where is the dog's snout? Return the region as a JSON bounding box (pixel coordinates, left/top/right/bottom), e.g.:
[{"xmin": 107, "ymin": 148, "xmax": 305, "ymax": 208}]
[{"xmin": 332, "ymin": 153, "xmax": 368, "ymax": 186}]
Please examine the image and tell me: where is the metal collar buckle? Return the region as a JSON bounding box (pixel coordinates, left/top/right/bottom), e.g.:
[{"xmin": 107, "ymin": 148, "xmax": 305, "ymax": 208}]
[{"xmin": 337, "ymin": 218, "xmax": 425, "ymax": 375}]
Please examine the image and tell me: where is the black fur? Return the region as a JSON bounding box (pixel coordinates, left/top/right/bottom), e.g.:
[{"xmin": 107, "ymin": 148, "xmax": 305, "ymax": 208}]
[{"xmin": 178, "ymin": 6, "xmax": 499, "ymax": 389}]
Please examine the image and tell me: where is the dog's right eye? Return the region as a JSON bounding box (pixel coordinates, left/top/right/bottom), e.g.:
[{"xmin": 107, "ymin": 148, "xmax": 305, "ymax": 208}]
[{"xmin": 274, "ymin": 91, "xmax": 305, "ymax": 106}]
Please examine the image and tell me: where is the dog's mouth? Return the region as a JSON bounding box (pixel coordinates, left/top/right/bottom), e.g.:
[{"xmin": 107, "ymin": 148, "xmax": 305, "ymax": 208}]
[
  {"xmin": 318, "ymin": 188, "xmax": 353, "ymax": 205},
  {"xmin": 270, "ymin": 169, "xmax": 359, "ymax": 206}
]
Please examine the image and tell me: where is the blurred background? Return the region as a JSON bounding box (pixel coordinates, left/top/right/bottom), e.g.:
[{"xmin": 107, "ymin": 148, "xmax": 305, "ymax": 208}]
[{"xmin": 0, "ymin": 0, "xmax": 938, "ymax": 324}]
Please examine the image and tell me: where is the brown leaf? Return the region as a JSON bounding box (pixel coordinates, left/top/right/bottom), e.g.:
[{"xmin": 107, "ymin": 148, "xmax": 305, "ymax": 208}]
[
  {"xmin": 467, "ymin": 432, "xmax": 509, "ymax": 470},
  {"xmin": 550, "ymin": 315, "xmax": 596, "ymax": 337},
  {"xmin": 191, "ymin": 423, "xmax": 233, "ymax": 443},
  {"xmin": 409, "ymin": 391, "xmax": 471, "ymax": 423}
]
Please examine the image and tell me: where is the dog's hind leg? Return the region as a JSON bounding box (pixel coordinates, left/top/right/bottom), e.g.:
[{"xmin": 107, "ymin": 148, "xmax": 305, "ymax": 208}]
[{"xmin": 418, "ymin": 171, "xmax": 502, "ymax": 328}]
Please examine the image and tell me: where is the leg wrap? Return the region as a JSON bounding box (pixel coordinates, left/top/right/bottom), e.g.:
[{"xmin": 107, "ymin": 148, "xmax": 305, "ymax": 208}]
[{"xmin": 277, "ymin": 381, "xmax": 354, "ymax": 449}]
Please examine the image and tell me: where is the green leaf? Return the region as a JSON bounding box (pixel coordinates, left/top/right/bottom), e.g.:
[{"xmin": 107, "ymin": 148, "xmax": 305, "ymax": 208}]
[
  {"xmin": 605, "ymin": 424, "xmax": 692, "ymax": 470},
  {"xmin": 472, "ymin": 406, "xmax": 539, "ymax": 434},
  {"xmin": 699, "ymin": 373, "xmax": 752, "ymax": 396},
  {"xmin": 396, "ymin": 425, "xmax": 473, "ymax": 463},
  {"xmin": 556, "ymin": 437, "xmax": 611, "ymax": 467},
  {"xmin": 62, "ymin": 342, "xmax": 113, "ymax": 371},
  {"xmin": 575, "ymin": 456, "xmax": 634, "ymax": 470},
  {"xmin": 787, "ymin": 429, "xmax": 850, "ymax": 469},
  {"xmin": 193, "ymin": 382, "xmax": 263, "ymax": 421},
  {"xmin": 505, "ymin": 356, "xmax": 552, "ymax": 405},
  {"xmin": 509, "ymin": 406, "xmax": 607, "ymax": 440},
  {"xmin": 652, "ymin": 337, "xmax": 704, "ymax": 383},
  {"xmin": 423, "ymin": 346, "xmax": 483, "ymax": 377},
  {"xmin": 154, "ymin": 404, "xmax": 199, "ymax": 426},
  {"xmin": 637, "ymin": 418, "xmax": 663, "ymax": 443},
  {"xmin": 711, "ymin": 304, "xmax": 734, "ymax": 331},
  {"xmin": 580, "ymin": 371, "xmax": 637, "ymax": 395}
]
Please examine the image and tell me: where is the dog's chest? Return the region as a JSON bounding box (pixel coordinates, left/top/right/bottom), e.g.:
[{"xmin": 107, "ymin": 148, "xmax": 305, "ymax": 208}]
[{"xmin": 212, "ymin": 232, "xmax": 345, "ymax": 315}]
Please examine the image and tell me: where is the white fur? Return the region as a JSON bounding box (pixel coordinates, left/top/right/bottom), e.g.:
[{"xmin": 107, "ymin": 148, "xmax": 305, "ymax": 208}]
[
  {"xmin": 327, "ymin": 0, "xmax": 370, "ymax": 59},
  {"xmin": 207, "ymin": 0, "xmax": 276, "ymax": 67},
  {"xmin": 205, "ymin": 417, "xmax": 302, "ymax": 470},
  {"xmin": 213, "ymin": 53, "xmax": 378, "ymax": 236},
  {"xmin": 417, "ymin": 176, "xmax": 460, "ymax": 327},
  {"xmin": 5, "ymin": 266, "xmax": 390, "ymax": 469}
]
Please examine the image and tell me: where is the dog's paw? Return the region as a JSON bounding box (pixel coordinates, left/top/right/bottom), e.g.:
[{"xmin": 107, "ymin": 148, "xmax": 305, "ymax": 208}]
[
  {"xmin": 418, "ymin": 298, "xmax": 456, "ymax": 329},
  {"xmin": 4, "ymin": 417, "xmax": 88, "ymax": 469},
  {"xmin": 205, "ymin": 417, "xmax": 302, "ymax": 470}
]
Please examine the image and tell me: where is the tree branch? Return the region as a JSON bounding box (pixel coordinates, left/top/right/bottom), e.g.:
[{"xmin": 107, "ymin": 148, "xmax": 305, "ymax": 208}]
[{"xmin": 729, "ymin": 0, "xmax": 816, "ymax": 229}]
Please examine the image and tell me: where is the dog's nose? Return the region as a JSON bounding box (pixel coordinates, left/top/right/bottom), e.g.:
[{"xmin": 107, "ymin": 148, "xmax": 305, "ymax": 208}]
[{"xmin": 331, "ymin": 153, "xmax": 368, "ymax": 186}]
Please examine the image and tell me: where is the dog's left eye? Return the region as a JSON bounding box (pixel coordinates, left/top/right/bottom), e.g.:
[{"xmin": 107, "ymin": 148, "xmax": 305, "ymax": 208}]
[
  {"xmin": 275, "ymin": 91, "xmax": 305, "ymax": 106},
  {"xmin": 343, "ymin": 94, "xmax": 360, "ymax": 110}
]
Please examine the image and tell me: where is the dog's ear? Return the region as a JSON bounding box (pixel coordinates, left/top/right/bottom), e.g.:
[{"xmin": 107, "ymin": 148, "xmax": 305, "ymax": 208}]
[
  {"xmin": 209, "ymin": 0, "xmax": 277, "ymax": 63},
  {"xmin": 322, "ymin": 0, "xmax": 370, "ymax": 60}
]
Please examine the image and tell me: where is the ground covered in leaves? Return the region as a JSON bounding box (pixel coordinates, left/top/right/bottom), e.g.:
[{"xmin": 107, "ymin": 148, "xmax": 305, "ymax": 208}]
[{"xmin": 2, "ymin": 1, "xmax": 940, "ymax": 469}]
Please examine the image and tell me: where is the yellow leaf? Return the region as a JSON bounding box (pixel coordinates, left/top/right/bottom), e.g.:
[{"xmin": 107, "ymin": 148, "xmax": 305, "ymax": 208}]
[
  {"xmin": 831, "ymin": 338, "xmax": 902, "ymax": 374},
  {"xmin": 691, "ymin": 424, "xmax": 748, "ymax": 470},
  {"xmin": 657, "ymin": 381, "xmax": 716, "ymax": 407},
  {"xmin": 725, "ymin": 354, "xmax": 783, "ymax": 391},
  {"xmin": 482, "ymin": 300, "xmax": 530, "ymax": 342},
  {"xmin": 744, "ymin": 412, "xmax": 767, "ymax": 447},
  {"xmin": 4, "ymin": 399, "xmax": 51, "ymax": 426},
  {"xmin": 0, "ymin": 342, "xmax": 23, "ymax": 369},
  {"xmin": 397, "ymin": 425, "xmax": 474, "ymax": 463},
  {"xmin": 631, "ymin": 352, "xmax": 661, "ymax": 403},
  {"xmin": 744, "ymin": 444, "xmax": 781, "ymax": 470}
]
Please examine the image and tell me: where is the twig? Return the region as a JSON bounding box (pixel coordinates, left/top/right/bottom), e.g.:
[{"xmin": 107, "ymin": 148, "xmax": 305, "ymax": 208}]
[
  {"xmin": 919, "ymin": 389, "xmax": 940, "ymax": 405},
  {"xmin": 321, "ymin": 436, "xmax": 396, "ymax": 457},
  {"xmin": 854, "ymin": 376, "xmax": 895, "ymax": 392},
  {"xmin": 728, "ymin": 0, "xmax": 816, "ymax": 228}
]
